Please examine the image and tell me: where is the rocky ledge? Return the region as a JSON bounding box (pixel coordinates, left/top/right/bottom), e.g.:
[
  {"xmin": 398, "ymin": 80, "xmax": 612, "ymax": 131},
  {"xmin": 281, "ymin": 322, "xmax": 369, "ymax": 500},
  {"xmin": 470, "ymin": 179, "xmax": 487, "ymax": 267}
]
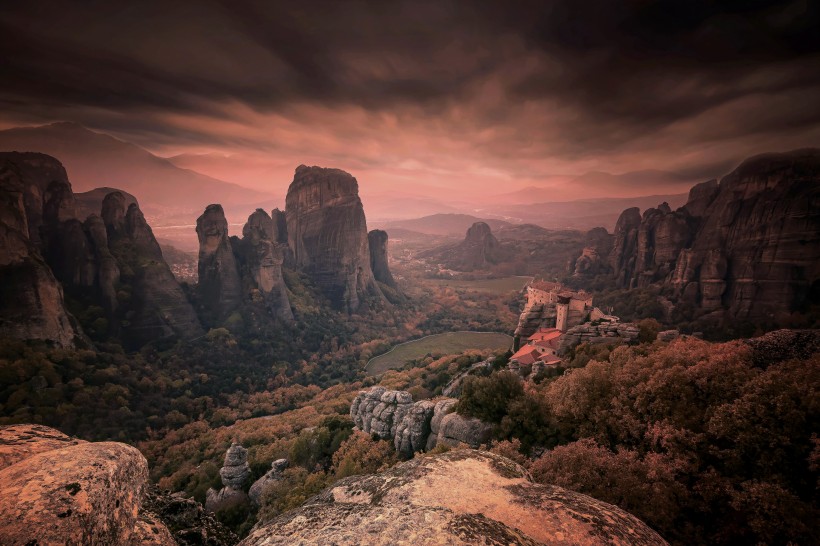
[
  {"xmin": 0, "ymin": 424, "xmax": 170, "ymax": 545},
  {"xmin": 240, "ymin": 449, "xmax": 668, "ymax": 546}
]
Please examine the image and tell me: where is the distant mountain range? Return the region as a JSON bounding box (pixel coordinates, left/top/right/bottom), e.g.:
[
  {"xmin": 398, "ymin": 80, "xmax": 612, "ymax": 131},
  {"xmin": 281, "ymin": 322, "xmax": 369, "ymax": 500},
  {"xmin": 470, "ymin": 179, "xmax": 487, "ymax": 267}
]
[
  {"xmin": 0, "ymin": 122, "xmax": 695, "ymax": 237},
  {"xmin": 0, "ymin": 122, "xmax": 274, "ymax": 225}
]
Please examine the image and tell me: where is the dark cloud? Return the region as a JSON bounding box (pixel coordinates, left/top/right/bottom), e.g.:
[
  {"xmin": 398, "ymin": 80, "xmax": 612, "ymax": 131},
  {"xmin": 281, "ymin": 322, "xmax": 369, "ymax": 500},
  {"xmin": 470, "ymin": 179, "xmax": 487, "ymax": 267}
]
[{"xmin": 1, "ymin": 0, "xmax": 819, "ymax": 187}]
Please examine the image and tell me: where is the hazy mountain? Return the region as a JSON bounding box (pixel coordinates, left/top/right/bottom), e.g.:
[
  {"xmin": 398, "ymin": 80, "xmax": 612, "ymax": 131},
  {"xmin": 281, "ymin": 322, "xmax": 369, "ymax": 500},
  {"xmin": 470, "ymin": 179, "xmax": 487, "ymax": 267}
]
[
  {"xmin": 376, "ymin": 213, "xmax": 514, "ymax": 236},
  {"xmin": 493, "ymin": 170, "xmax": 697, "ymax": 205},
  {"xmin": 0, "ymin": 122, "xmax": 273, "ymax": 223},
  {"xmin": 483, "ymin": 193, "xmax": 689, "ymax": 231}
]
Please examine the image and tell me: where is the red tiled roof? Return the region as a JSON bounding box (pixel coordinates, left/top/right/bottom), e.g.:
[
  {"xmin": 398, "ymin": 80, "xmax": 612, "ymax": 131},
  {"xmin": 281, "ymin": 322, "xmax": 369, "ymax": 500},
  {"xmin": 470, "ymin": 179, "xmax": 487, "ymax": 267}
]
[{"xmin": 527, "ymin": 328, "xmax": 562, "ymax": 343}]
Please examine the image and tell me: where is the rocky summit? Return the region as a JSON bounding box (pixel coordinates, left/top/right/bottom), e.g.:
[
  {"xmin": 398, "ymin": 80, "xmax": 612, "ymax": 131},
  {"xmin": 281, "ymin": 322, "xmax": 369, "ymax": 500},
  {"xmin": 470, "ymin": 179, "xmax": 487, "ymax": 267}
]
[
  {"xmin": 285, "ymin": 165, "xmax": 383, "ymax": 312},
  {"xmin": 240, "ymin": 449, "xmax": 668, "ymax": 546}
]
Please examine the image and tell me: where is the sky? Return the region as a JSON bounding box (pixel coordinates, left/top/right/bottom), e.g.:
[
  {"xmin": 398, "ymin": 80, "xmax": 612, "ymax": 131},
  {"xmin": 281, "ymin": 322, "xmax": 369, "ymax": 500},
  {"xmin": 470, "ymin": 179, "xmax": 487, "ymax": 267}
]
[{"xmin": 2, "ymin": 0, "xmax": 820, "ymax": 199}]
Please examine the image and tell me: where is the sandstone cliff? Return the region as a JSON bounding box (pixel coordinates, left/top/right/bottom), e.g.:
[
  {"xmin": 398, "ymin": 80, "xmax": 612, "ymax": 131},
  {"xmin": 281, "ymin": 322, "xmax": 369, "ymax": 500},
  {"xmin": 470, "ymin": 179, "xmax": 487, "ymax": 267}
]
[
  {"xmin": 285, "ymin": 165, "xmax": 383, "ymax": 312},
  {"xmin": 237, "ymin": 209, "xmax": 293, "ymax": 321},
  {"xmin": 367, "ymin": 229, "xmax": 397, "ymax": 289},
  {"xmin": 0, "ymin": 152, "xmax": 204, "ymax": 348},
  {"xmin": 240, "ymin": 449, "xmax": 668, "ymax": 546},
  {"xmin": 610, "ymin": 149, "xmax": 820, "ymax": 322},
  {"xmin": 197, "ymin": 204, "xmax": 243, "ymax": 321},
  {"xmin": 0, "ymin": 153, "xmax": 84, "ymax": 347}
]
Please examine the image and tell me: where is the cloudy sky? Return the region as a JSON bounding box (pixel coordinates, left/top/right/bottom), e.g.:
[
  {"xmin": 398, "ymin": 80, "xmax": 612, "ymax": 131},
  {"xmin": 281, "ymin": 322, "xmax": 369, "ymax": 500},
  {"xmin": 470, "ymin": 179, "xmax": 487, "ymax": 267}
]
[{"xmin": 2, "ymin": 0, "xmax": 819, "ymax": 198}]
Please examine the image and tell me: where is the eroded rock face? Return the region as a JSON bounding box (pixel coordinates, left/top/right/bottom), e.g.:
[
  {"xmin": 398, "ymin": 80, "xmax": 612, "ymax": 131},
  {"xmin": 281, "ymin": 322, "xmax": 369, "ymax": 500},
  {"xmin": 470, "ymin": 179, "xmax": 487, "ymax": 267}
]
[
  {"xmin": 0, "ymin": 153, "xmax": 84, "ymax": 347},
  {"xmin": 249, "ymin": 459, "xmax": 289, "ymax": 505},
  {"xmin": 610, "ymin": 207, "xmax": 641, "ymax": 288},
  {"xmin": 197, "ymin": 204, "xmax": 243, "ymax": 321},
  {"xmin": 0, "ymin": 424, "xmax": 172, "ymax": 546},
  {"xmin": 350, "ymin": 386, "xmax": 413, "ymax": 440},
  {"xmin": 610, "ymin": 149, "xmax": 820, "ymax": 321},
  {"xmin": 220, "ymin": 442, "xmax": 250, "ymax": 488},
  {"xmin": 238, "ymin": 209, "xmax": 293, "ymax": 321},
  {"xmin": 106, "ymin": 196, "xmax": 203, "ymax": 348},
  {"xmin": 350, "ymin": 388, "xmax": 486, "ymax": 456},
  {"xmin": 436, "ymin": 412, "xmax": 493, "ymax": 449},
  {"xmin": 206, "ymin": 442, "xmax": 251, "ymax": 513},
  {"xmin": 285, "ymin": 165, "xmax": 382, "ymax": 312},
  {"xmin": 240, "ymin": 450, "xmax": 668, "ymax": 546},
  {"xmin": 368, "ymin": 229, "xmax": 397, "ymax": 288}
]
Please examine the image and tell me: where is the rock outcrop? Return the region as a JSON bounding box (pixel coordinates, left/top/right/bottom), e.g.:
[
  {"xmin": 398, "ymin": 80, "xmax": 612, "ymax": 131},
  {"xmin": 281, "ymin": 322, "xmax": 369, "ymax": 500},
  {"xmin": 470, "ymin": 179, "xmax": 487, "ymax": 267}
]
[
  {"xmin": 610, "ymin": 207, "xmax": 642, "ymax": 288},
  {"xmin": 0, "ymin": 153, "xmax": 84, "ymax": 347},
  {"xmin": 197, "ymin": 204, "xmax": 243, "ymax": 321},
  {"xmin": 0, "ymin": 424, "xmax": 173, "ymax": 545},
  {"xmin": 570, "ymin": 227, "xmax": 614, "ymax": 277},
  {"xmin": 0, "ymin": 152, "xmax": 203, "ymax": 348},
  {"xmin": 558, "ymin": 320, "xmax": 640, "ymax": 354},
  {"xmin": 240, "ymin": 449, "xmax": 668, "ymax": 546},
  {"xmin": 249, "ymin": 458, "xmax": 289, "ymax": 505},
  {"xmin": 237, "ymin": 209, "xmax": 293, "ymax": 321},
  {"xmin": 350, "ymin": 387, "xmax": 490, "ymax": 456},
  {"xmin": 367, "ymin": 229, "xmax": 397, "ymax": 289},
  {"xmin": 610, "ymin": 149, "xmax": 820, "ymax": 322},
  {"xmin": 285, "ymin": 165, "xmax": 383, "ymax": 312},
  {"xmin": 141, "ymin": 485, "xmax": 238, "ymax": 546},
  {"xmin": 106, "ymin": 195, "xmax": 204, "ymax": 347},
  {"xmin": 435, "ymin": 412, "xmax": 494, "ymax": 448},
  {"xmin": 206, "ymin": 442, "xmax": 251, "ymax": 513}
]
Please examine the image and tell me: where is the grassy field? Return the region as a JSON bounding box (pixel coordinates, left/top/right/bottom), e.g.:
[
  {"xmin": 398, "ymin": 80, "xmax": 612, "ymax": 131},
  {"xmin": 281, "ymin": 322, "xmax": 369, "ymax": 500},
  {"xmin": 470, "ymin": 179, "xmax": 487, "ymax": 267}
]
[
  {"xmin": 366, "ymin": 331, "xmax": 513, "ymax": 375},
  {"xmin": 425, "ymin": 276, "xmax": 533, "ymax": 294}
]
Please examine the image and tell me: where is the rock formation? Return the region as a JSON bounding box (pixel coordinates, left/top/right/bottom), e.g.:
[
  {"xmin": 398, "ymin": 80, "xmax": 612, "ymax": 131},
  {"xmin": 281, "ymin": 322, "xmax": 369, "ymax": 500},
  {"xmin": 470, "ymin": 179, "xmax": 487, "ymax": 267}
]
[
  {"xmin": 570, "ymin": 227, "xmax": 614, "ymax": 277},
  {"xmin": 240, "ymin": 449, "xmax": 668, "ymax": 546},
  {"xmin": 285, "ymin": 165, "xmax": 382, "ymax": 312},
  {"xmin": 206, "ymin": 442, "xmax": 251, "ymax": 513},
  {"xmin": 350, "ymin": 387, "xmax": 491, "ymax": 456},
  {"xmin": 249, "ymin": 458, "xmax": 289, "ymax": 505},
  {"xmin": 0, "ymin": 424, "xmax": 174, "ymax": 545},
  {"xmin": 0, "ymin": 152, "xmax": 203, "ymax": 348},
  {"xmin": 197, "ymin": 204, "xmax": 243, "ymax": 321},
  {"xmin": 610, "ymin": 149, "xmax": 820, "ymax": 322},
  {"xmin": 610, "ymin": 207, "xmax": 642, "ymax": 288},
  {"xmin": 106, "ymin": 194, "xmax": 204, "ymax": 348},
  {"xmin": 0, "ymin": 153, "xmax": 84, "ymax": 347},
  {"xmin": 367, "ymin": 229, "xmax": 397, "ymax": 288},
  {"xmin": 141, "ymin": 484, "xmax": 238, "ymax": 546},
  {"xmin": 558, "ymin": 321, "xmax": 640, "ymax": 354},
  {"xmin": 237, "ymin": 209, "xmax": 293, "ymax": 321}
]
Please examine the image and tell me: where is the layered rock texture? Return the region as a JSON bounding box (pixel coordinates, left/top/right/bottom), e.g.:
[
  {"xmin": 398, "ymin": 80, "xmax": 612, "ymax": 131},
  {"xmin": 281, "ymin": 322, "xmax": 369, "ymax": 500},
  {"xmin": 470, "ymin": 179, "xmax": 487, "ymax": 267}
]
[
  {"xmin": 610, "ymin": 149, "xmax": 820, "ymax": 321},
  {"xmin": 206, "ymin": 442, "xmax": 251, "ymax": 513},
  {"xmin": 285, "ymin": 165, "xmax": 383, "ymax": 312},
  {"xmin": 558, "ymin": 321, "xmax": 640, "ymax": 353},
  {"xmin": 240, "ymin": 449, "xmax": 668, "ymax": 546},
  {"xmin": 0, "ymin": 424, "xmax": 173, "ymax": 545},
  {"xmin": 0, "ymin": 152, "xmax": 202, "ymax": 348},
  {"xmin": 350, "ymin": 387, "xmax": 492, "ymax": 457}
]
